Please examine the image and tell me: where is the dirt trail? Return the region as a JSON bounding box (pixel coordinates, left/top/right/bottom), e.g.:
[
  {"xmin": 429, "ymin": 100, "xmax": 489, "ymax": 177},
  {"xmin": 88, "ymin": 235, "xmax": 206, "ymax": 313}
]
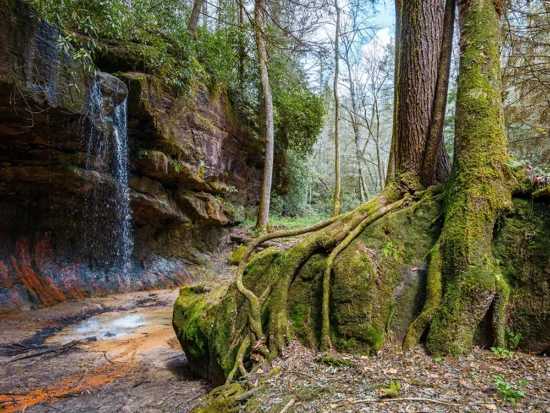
[{"xmin": 0, "ymin": 289, "xmax": 211, "ymax": 412}]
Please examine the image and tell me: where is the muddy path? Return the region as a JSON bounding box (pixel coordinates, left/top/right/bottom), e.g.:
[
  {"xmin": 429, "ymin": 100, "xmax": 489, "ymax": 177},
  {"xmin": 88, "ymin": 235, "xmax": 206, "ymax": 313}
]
[{"xmin": 0, "ymin": 289, "xmax": 211, "ymax": 412}]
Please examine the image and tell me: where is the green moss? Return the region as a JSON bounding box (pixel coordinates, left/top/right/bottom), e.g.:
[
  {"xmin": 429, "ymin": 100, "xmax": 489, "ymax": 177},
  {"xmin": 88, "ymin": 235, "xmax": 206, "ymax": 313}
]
[
  {"xmin": 381, "ymin": 380, "xmax": 402, "ymax": 398},
  {"xmin": 172, "ymin": 283, "xmax": 229, "ymax": 381},
  {"xmin": 190, "ymin": 383, "xmax": 245, "ymax": 413},
  {"xmin": 367, "ymin": 327, "xmax": 384, "ymax": 352},
  {"xmin": 318, "ymin": 355, "xmax": 354, "ymax": 367},
  {"xmin": 289, "ymin": 303, "xmax": 307, "ymax": 329},
  {"xmin": 228, "ymin": 245, "xmax": 247, "ymax": 265},
  {"xmin": 330, "ymin": 197, "xmax": 442, "ymax": 353},
  {"xmin": 426, "ymin": 0, "xmax": 513, "ymax": 356},
  {"xmin": 174, "ymin": 194, "xmax": 550, "ymax": 388},
  {"xmin": 493, "ymin": 198, "xmax": 550, "ymax": 353}
]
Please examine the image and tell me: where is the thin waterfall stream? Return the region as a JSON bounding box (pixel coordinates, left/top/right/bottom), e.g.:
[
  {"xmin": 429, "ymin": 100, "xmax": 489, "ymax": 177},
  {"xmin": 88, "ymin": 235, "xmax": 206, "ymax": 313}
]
[{"xmin": 81, "ymin": 77, "xmax": 133, "ymax": 270}]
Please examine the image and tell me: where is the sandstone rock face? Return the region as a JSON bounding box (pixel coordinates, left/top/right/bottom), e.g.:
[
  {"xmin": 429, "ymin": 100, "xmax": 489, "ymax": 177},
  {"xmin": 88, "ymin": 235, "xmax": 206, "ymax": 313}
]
[{"xmin": 0, "ymin": 1, "xmax": 262, "ymax": 312}]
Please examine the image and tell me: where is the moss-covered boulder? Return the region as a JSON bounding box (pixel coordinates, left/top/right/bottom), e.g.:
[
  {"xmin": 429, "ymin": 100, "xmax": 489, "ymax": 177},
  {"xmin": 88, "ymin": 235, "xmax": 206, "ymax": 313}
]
[
  {"xmin": 494, "ymin": 198, "xmax": 550, "ymax": 354},
  {"xmin": 174, "ymin": 196, "xmax": 550, "ymax": 382}
]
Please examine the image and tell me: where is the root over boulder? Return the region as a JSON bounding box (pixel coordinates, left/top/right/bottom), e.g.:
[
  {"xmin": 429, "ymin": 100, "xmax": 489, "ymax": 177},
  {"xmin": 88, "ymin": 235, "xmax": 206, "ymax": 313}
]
[{"xmin": 173, "ymin": 193, "xmax": 550, "ymax": 384}]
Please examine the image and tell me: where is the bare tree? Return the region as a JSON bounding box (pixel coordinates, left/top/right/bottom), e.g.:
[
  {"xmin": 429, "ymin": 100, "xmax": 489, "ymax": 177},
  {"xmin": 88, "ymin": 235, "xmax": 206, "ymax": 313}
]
[
  {"xmin": 254, "ymin": 0, "xmax": 275, "ymax": 231},
  {"xmin": 331, "ymin": 0, "xmax": 341, "ymax": 217},
  {"xmin": 188, "ymin": 0, "xmax": 206, "ymax": 39}
]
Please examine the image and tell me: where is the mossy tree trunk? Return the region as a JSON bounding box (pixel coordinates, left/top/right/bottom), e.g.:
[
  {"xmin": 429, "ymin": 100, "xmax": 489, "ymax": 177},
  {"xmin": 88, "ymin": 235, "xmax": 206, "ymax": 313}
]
[
  {"xmin": 423, "ymin": 0, "xmax": 513, "ymax": 355},
  {"xmin": 226, "ymin": 0, "xmax": 459, "ymax": 365}
]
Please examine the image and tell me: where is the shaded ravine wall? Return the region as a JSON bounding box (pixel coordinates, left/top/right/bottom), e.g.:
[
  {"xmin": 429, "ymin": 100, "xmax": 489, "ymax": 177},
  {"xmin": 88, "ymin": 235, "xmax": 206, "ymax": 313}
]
[{"xmin": 0, "ymin": 1, "xmax": 262, "ymax": 312}]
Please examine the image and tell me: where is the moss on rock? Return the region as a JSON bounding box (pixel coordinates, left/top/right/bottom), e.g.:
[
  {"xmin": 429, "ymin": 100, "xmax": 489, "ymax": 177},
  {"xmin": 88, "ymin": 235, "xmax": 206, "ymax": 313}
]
[
  {"xmin": 494, "ymin": 198, "xmax": 550, "ymax": 353},
  {"xmin": 173, "ymin": 195, "xmax": 550, "ymax": 384},
  {"xmin": 228, "ymin": 245, "xmax": 247, "ymax": 265}
]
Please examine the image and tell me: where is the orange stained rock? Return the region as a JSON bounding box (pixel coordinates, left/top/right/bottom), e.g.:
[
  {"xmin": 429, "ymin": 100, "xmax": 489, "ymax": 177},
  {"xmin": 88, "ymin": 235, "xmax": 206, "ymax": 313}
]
[
  {"xmin": 10, "ymin": 236, "xmax": 67, "ymax": 307},
  {"xmin": 0, "ymin": 362, "xmax": 134, "ymax": 412},
  {"xmin": 61, "ymin": 264, "xmax": 86, "ymax": 300},
  {"xmin": 0, "ymin": 258, "xmax": 12, "ymax": 288},
  {"xmin": 90, "ymin": 277, "xmax": 107, "ymax": 296}
]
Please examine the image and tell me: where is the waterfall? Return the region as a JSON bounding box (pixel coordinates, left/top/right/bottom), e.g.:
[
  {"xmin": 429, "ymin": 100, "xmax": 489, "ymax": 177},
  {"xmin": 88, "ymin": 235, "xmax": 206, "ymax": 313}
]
[
  {"xmin": 80, "ymin": 77, "xmax": 133, "ymax": 270},
  {"xmin": 112, "ymin": 99, "xmax": 133, "ymax": 268}
]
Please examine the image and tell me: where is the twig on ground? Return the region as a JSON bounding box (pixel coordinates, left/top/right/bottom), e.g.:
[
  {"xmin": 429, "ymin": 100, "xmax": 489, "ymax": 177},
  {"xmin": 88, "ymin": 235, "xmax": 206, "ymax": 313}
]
[
  {"xmin": 8, "ymin": 341, "xmax": 81, "ymax": 363},
  {"xmin": 338, "ymin": 397, "xmax": 463, "ymax": 407},
  {"xmin": 235, "ymin": 386, "xmax": 263, "ymax": 402},
  {"xmin": 279, "ymin": 398, "xmax": 296, "ymax": 413}
]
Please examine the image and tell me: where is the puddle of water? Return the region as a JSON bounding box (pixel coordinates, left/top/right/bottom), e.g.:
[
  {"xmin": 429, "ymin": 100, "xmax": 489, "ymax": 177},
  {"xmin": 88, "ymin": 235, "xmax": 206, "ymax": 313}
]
[
  {"xmin": 50, "ymin": 309, "xmax": 171, "ymax": 344},
  {"xmin": 71, "ymin": 313, "xmax": 145, "ymax": 341}
]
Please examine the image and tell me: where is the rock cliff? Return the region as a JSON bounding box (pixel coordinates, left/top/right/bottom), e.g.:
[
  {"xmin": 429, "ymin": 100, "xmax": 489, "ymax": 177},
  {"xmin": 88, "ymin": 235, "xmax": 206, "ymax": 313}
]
[{"xmin": 0, "ymin": 0, "xmax": 262, "ymax": 312}]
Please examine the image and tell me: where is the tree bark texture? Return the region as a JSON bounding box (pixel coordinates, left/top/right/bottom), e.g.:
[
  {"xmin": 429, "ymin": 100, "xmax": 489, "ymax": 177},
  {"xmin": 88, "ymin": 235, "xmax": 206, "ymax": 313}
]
[
  {"xmin": 395, "ymin": 0, "xmax": 444, "ymax": 182},
  {"xmin": 426, "ymin": 0, "xmax": 513, "ymax": 355},
  {"xmin": 254, "ymin": 0, "xmax": 275, "ymax": 231},
  {"xmin": 422, "ymin": 0, "xmax": 456, "ymax": 186},
  {"xmin": 387, "ymin": 0, "xmax": 455, "ymax": 188}
]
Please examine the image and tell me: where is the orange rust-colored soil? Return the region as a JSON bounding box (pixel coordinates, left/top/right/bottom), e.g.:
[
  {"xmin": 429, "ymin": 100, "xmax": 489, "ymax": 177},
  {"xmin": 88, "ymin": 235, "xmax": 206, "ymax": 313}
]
[{"xmin": 0, "ymin": 363, "xmax": 135, "ymax": 413}]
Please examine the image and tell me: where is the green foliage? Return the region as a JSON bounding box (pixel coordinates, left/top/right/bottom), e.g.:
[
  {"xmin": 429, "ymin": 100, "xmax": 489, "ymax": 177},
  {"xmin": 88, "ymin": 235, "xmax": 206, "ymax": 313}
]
[
  {"xmin": 270, "ymin": 194, "xmax": 285, "ymax": 217},
  {"xmin": 284, "ymin": 150, "xmax": 310, "ymax": 217},
  {"xmin": 491, "ymin": 347, "xmax": 515, "ymax": 359},
  {"xmin": 506, "ymin": 158, "xmax": 526, "ymax": 169},
  {"xmin": 30, "ymin": 0, "xmax": 197, "ymax": 89},
  {"xmin": 505, "ymin": 328, "xmax": 521, "ymax": 349},
  {"xmin": 493, "ymin": 375, "xmax": 526, "ymax": 403},
  {"xmin": 274, "ymin": 84, "xmax": 326, "ymax": 156},
  {"xmin": 382, "ymin": 241, "xmax": 399, "ymax": 260}
]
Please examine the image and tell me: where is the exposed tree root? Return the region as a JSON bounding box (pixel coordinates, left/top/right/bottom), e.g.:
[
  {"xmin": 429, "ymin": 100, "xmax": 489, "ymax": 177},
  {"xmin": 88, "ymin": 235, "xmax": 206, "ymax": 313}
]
[
  {"xmin": 403, "ymin": 242, "xmax": 443, "ymax": 351},
  {"xmin": 492, "ymin": 273, "xmax": 510, "ymax": 348},
  {"xmin": 226, "ymin": 334, "xmax": 251, "ymax": 384},
  {"xmin": 320, "ymin": 196, "xmax": 409, "ymax": 350},
  {"xmin": 235, "ymin": 215, "xmax": 341, "ymax": 347},
  {"xmin": 229, "ymin": 184, "xmax": 410, "ymax": 377}
]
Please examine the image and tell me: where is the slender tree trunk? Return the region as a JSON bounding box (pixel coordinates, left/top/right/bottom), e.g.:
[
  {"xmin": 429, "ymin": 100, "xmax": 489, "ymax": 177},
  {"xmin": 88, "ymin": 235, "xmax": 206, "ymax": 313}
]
[
  {"xmin": 426, "ymin": 0, "xmax": 513, "ymax": 355},
  {"xmin": 373, "ymin": 97, "xmax": 385, "ymax": 189},
  {"xmin": 362, "ymin": 172, "xmax": 369, "ymax": 200},
  {"xmin": 422, "ymin": 0, "xmax": 456, "ymax": 186},
  {"xmin": 254, "ymin": 0, "xmax": 275, "ymax": 231},
  {"xmin": 188, "ymin": 0, "xmax": 206, "ymax": 39},
  {"xmin": 386, "ymin": 0, "xmax": 401, "ymax": 185},
  {"xmin": 332, "ymin": 0, "xmax": 341, "ymax": 217},
  {"xmin": 345, "ymin": 61, "xmax": 370, "ymax": 202},
  {"xmin": 239, "ymin": 1, "xmax": 245, "ymax": 87}
]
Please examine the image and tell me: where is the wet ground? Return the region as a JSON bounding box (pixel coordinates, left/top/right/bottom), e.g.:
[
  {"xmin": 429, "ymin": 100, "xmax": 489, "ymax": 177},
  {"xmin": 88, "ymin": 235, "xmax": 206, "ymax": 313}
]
[{"xmin": 0, "ymin": 289, "xmax": 211, "ymax": 412}]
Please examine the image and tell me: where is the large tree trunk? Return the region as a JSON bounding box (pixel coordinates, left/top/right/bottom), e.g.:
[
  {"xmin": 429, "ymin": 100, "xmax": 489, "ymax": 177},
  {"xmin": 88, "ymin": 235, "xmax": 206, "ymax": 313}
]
[
  {"xmin": 254, "ymin": 0, "xmax": 275, "ymax": 231},
  {"xmin": 425, "ymin": 0, "xmax": 513, "ymax": 355},
  {"xmin": 392, "ymin": 0, "xmax": 444, "ymax": 183},
  {"xmin": 332, "ymin": 0, "xmax": 341, "ymax": 217}
]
